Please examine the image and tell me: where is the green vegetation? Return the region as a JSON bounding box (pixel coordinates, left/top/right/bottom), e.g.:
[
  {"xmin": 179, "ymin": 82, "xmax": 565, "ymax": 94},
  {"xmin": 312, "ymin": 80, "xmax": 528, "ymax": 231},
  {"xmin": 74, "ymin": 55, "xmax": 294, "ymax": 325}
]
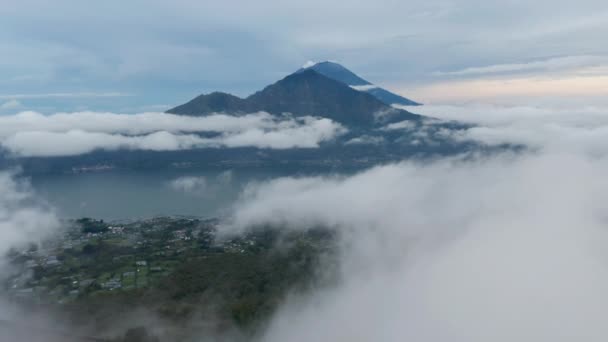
[
  {"xmin": 77, "ymin": 218, "xmax": 109, "ymax": 234},
  {"xmin": 3, "ymin": 217, "xmax": 336, "ymax": 341}
]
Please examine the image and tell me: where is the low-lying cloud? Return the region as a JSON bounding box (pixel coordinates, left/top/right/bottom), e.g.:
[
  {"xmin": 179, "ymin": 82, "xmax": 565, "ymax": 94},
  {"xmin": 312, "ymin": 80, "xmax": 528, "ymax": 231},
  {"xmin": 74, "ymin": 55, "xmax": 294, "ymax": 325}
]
[
  {"xmin": 226, "ymin": 151, "xmax": 608, "ymax": 342},
  {"xmin": 218, "ymin": 102, "xmax": 608, "ymax": 341},
  {"xmin": 0, "ymin": 111, "xmax": 345, "ymax": 157},
  {"xmin": 0, "ymin": 171, "xmax": 59, "ymax": 256},
  {"xmin": 394, "ymin": 103, "xmax": 608, "ymax": 155},
  {"xmin": 0, "ymin": 171, "xmax": 61, "ymax": 329},
  {"xmin": 169, "ymin": 176, "xmax": 209, "ymax": 194},
  {"xmin": 0, "ymin": 99, "xmax": 21, "ymax": 110}
]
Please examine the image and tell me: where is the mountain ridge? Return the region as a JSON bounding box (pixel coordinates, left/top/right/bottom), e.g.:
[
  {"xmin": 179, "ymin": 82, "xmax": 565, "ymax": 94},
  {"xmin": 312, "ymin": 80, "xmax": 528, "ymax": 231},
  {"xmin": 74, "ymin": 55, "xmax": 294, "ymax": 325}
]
[
  {"xmin": 299, "ymin": 61, "xmax": 421, "ymax": 106},
  {"xmin": 167, "ymin": 68, "xmax": 421, "ymax": 128}
]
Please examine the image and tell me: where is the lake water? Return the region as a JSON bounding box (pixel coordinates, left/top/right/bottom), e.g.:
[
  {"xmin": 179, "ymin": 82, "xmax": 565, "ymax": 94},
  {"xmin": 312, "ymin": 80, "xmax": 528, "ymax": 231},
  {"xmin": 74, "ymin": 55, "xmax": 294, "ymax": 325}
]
[{"xmin": 27, "ymin": 168, "xmax": 298, "ymax": 220}]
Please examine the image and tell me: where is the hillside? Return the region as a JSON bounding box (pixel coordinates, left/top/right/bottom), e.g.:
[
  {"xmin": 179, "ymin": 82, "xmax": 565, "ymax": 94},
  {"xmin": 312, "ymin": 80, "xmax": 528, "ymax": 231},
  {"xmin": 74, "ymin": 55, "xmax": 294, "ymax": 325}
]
[
  {"xmin": 167, "ymin": 69, "xmax": 421, "ymax": 128},
  {"xmin": 301, "ymin": 61, "xmax": 421, "ymax": 106}
]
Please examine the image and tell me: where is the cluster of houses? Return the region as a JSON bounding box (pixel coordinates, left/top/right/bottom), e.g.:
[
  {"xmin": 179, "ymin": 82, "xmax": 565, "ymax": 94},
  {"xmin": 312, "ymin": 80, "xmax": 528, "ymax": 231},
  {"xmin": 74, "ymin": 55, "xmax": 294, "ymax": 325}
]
[{"xmin": 4, "ymin": 216, "xmax": 222, "ymax": 303}]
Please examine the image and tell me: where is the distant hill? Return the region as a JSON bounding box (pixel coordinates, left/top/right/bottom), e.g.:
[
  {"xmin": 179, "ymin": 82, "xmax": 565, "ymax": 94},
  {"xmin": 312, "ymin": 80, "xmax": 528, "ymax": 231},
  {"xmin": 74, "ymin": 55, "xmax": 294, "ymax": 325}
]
[
  {"xmin": 167, "ymin": 69, "xmax": 421, "ymax": 128},
  {"xmin": 168, "ymin": 91, "xmax": 247, "ymax": 115},
  {"xmin": 299, "ymin": 61, "xmax": 421, "ymax": 106}
]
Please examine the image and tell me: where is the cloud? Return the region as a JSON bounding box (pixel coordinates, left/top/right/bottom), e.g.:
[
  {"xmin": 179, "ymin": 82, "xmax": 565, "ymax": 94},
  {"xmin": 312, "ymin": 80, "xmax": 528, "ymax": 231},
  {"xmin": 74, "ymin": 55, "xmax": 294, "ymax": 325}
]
[
  {"xmin": 0, "ymin": 111, "xmax": 288, "ymax": 136},
  {"xmin": 169, "ymin": 176, "xmax": 208, "ymax": 194},
  {"xmin": 3, "ymin": 130, "xmax": 207, "ymax": 157},
  {"xmin": 216, "ymin": 170, "xmax": 234, "ymax": 185},
  {"xmin": 402, "ymin": 103, "xmax": 608, "ymax": 155},
  {"xmin": 301, "ymin": 60, "xmax": 316, "ymax": 68},
  {"xmin": 0, "ymin": 170, "xmax": 81, "ymax": 341},
  {"xmin": 0, "ymin": 111, "xmax": 346, "ymax": 157},
  {"xmin": 223, "ymin": 150, "xmax": 608, "ymax": 342},
  {"xmin": 206, "ymin": 101, "xmax": 608, "ymax": 341},
  {"xmin": 0, "ymin": 99, "xmax": 22, "ymax": 110},
  {"xmin": 0, "ymin": 171, "xmax": 59, "ymax": 257},
  {"xmin": 218, "ymin": 117, "xmax": 343, "ymax": 149},
  {"xmin": 344, "ymin": 135, "xmax": 385, "ymax": 145},
  {"xmin": 382, "ymin": 119, "xmax": 418, "ymax": 131},
  {"xmin": 350, "ymin": 85, "xmax": 378, "ymax": 91},
  {"xmin": 169, "ymin": 171, "xmax": 234, "ymax": 197},
  {"xmin": 434, "ymin": 55, "xmax": 608, "ymax": 76}
]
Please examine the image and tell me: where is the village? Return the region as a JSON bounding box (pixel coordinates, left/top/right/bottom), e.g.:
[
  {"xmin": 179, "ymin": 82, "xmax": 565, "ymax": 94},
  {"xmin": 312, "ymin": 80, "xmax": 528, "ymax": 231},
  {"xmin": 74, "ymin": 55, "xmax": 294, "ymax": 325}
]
[{"xmin": 2, "ymin": 216, "xmax": 266, "ymax": 305}]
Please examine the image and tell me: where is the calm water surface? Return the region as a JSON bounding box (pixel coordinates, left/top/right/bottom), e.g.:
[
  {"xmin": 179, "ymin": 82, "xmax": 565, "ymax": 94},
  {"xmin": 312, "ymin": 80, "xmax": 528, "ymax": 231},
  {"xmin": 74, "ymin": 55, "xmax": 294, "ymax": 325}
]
[{"xmin": 28, "ymin": 169, "xmax": 296, "ymax": 220}]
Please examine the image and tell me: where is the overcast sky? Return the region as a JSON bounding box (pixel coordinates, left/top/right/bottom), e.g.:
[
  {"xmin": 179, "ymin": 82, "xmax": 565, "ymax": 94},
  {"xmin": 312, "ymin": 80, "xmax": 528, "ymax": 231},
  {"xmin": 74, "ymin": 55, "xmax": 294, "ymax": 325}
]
[{"xmin": 1, "ymin": 0, "xmax": 607, "ymax": 112}]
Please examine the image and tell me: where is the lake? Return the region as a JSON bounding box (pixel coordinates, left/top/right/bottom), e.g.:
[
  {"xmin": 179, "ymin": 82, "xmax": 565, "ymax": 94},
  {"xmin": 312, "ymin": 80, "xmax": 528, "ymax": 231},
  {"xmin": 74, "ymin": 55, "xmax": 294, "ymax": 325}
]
[{"xmin": 27, "ymin": 168, "xmax": 298, "ymax": 220}]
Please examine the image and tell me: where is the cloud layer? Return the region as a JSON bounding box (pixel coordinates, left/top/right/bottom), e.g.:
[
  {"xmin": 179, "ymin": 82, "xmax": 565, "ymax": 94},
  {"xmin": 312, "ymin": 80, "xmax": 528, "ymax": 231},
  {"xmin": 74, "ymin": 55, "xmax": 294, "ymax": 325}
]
[
  {"xmin": 0, "ymin": 111, "xmax": 345, "ymax": 157},
  {"xmin": 217, "ymin": 102, "xmax": 608, "ymax": 341},
  {"xmin": 0, "ymin": 171, "xmax": 59, "ymax": 257},
  {"xmin": 403, "ymin": 103, "xmax": 608, "ymax": 155},
  {"xmin": 227, "ymin": 152, "xmax": 608, "ymax": 342},
  {"xmin": 434, "ymin": 55, "xmax": 608, "ymax": 76}
]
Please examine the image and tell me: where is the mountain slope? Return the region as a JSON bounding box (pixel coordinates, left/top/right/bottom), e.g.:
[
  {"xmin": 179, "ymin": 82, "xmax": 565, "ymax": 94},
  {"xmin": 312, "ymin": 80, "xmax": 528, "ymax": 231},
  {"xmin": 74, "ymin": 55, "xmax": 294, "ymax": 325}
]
[
  {"xmin": 298, "ymin": 61, "xmax": 371, "ymax": 86},
  {"xmin": 366, "ymin": 87, "xmax": 420, "ymax": 107},
  {"xmin": 247, "ymin": 69, "xmax": 420, "ymax": 126},
  {"xmin": 168, "ymin": 92, "xmax": 248, "ymax": 115},
  {"xmin": 301, "ymin": 61, "xmax": 421, "ymax": 106},
  {"xmin": 167, "ymin": 69, "xmax": 421, "ymax": 128}
]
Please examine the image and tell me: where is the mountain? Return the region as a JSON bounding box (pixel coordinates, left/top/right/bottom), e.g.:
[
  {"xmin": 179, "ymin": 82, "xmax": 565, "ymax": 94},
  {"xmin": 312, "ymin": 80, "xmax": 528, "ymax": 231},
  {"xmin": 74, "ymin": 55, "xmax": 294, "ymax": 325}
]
[
  {"xmin": 299, "ymin": 61, "xmax": 371, "ymax": 86},
  {"xmin": 299, "ymin": 61, "xmax": 421, "ymax": 106},
  {"xmin": 168, "ymin": 92, "xmax": 247, "ymax": 115},
  {"xmin": 8, "ymin": 64, "xmax": 477, "ymax": 174},
  {"xmin": 167, "ymin": 69, "xmax": 421, "ymax": 128}
]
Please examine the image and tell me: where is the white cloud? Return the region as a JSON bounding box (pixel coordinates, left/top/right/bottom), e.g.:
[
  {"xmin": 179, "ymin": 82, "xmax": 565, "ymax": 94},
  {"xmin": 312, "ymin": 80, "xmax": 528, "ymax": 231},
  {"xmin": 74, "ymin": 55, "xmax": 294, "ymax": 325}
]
[
  {"xmin": 0, "ymin": 111, "xmax": 283, "ymax": 136},
  {"xmin": 350, "ymin": 85, "xmax": 378, "ymax": 91},
  {"xmin": 169, "ymin": 171, "xmax": 234, "ymax": 196},
  {"xmin": 0, "ymin": 99, "xmax": 21, "ymax": 110},
  {"xmin": 0, "ymin": 170, "xmax": 59, "ymax": 265},
  {"xmin": 0, "ymin": 111, "xmax": 346, "ymax": 157},
  {"xmin": 3, "ymin": 130, "xmax": 206, "ymax": 157},
  {"xmin": 212, "ymin": 101, "xmax": 608, "ymax": 341},
  {"xmin": 344, "ymin": 135, "xmax": 385, "ymax": 145},
  {"xmin": 169, "ymin": 176, "xmax": 208, "ymax": 194},
  {"xmin": 435, "ymin": 55, "xmax": 608, "ymax": 76},
  {"xmin": 0, "ymin": 170, "xmax": 65, "ymax": 339},
  {"xmin": 218, "ymin": 117, "xmax": 343, "ymax": 149},
  {"xmin": 403, "ymin": 103, "xmax": 608, "ymax": 155},
  {"xmin": 302, "ymin": 60, "xmax": 316, "ymax": 68},
  {"xmin": 224, "ymin": 150, "xmax": 608, "ymax": 342},
  {"xmin": 382, "ymin": 120, "xmax": 417, "ymax": 131}
]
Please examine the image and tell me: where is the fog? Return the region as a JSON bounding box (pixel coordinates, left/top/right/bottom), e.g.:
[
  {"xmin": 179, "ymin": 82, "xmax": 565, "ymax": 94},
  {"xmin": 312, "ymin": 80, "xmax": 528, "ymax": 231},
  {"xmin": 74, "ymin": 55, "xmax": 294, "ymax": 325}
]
[
  {"xmin": 0, "ymin": 171, "xmax": 59, "ymax": 262},
  {"xmin": 222, "ymin": 103, "xmax": 608, "ymax": 341},
  {"xmin": 0, "ymin": 171, "xmax": 65, "ymax": 339}
]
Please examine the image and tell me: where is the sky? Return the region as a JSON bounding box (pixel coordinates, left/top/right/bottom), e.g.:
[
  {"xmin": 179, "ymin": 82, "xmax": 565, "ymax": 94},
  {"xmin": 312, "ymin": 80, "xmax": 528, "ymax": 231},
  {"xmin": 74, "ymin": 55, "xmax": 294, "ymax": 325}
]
[{"xmin": 1, "ymin": 0, "xmax": 607, "ymax": 113}]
